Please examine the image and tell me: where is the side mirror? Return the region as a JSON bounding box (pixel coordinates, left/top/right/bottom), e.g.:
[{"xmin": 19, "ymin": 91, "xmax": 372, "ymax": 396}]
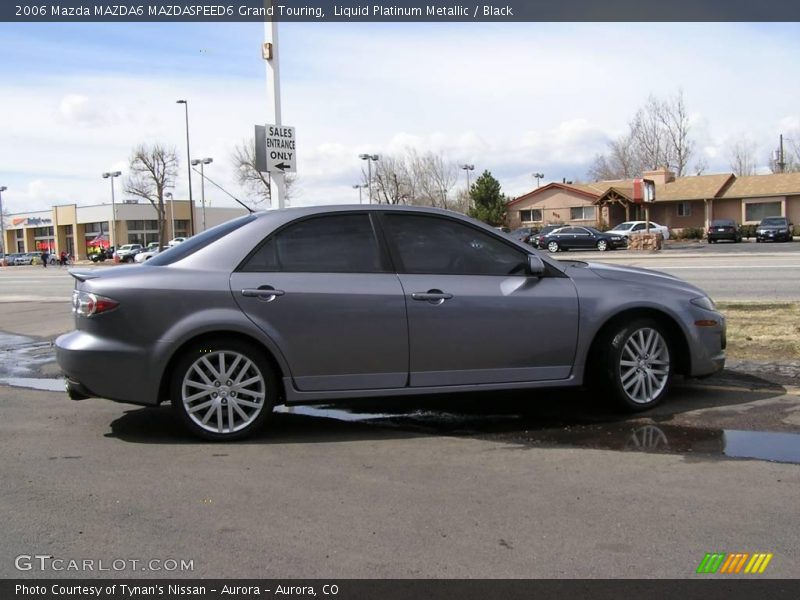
[{"xmin": 528, "ymin": 254, "xmax": 545, "ymax": 277}]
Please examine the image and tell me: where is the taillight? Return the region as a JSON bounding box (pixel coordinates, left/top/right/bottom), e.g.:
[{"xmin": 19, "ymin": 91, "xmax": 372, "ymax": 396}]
[{"xmin": 72, "ymin": 290, "xmax": 119, "ymax": 317}]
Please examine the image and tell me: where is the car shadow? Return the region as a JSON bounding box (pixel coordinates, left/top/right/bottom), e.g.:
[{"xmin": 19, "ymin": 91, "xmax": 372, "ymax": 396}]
[{"xmin": 105, "ymin": 369, "xmax": 787, "ymax": 446}]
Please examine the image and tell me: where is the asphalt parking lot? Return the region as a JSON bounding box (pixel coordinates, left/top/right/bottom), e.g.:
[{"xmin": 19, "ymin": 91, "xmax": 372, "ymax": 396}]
[{"xmin": 0, "ymin": 256, "xmax": 798, "ymax": 579}]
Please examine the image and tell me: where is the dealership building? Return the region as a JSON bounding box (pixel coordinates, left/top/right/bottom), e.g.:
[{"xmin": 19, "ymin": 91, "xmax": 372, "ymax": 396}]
[
  {"xmin": 2, "ymin": 199, "xmax": 249, "ymax": 258},
  {"xmin": 507, "ymin": 169, "xmax": 800, "ymax": 231}
]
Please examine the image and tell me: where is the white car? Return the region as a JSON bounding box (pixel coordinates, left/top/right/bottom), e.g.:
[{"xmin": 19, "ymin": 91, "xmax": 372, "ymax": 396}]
[
  {"xmin": 167, "ymin": 237, "xmax": 187, "ymax": 247},
  {"xmin": 607, "ymin": 221, "xmax": 671, "ymax": 240},
  {"xmin": 134, "ymin": 246, "xmax": 168, "ymax": 263}
]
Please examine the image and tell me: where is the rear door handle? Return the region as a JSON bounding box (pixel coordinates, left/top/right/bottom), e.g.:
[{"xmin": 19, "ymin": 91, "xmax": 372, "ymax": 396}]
[
  {"xmin": 241, "ymin": 286, "xmax": 285, "ymax": 302},
  {"xmin": 411, "ymin": 289, "xmax": 453, "ymax": 305}
]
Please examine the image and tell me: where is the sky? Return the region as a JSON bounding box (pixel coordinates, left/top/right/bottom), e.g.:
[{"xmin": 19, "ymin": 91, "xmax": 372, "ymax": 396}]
[{"xmin": 1, "ymin": 21, "xmax": 800, "ymax": 214}]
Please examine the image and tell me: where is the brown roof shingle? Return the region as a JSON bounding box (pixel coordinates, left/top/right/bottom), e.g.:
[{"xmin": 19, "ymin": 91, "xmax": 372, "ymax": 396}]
[{"xmin": 720, "ymin": 172, "xmax": 800, "ymax": 198}]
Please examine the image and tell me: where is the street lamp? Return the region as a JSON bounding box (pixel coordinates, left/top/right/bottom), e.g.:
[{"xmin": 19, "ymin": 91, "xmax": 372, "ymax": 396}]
[
  {"xmin": 460, "ymin": 164, "xmax": 475, "ymax": 204},
  {"xmin": 101, "ymin": 171, "xmax": 122, "ymax": 249},
  {"xmin": 165, "ymin": 192, "xmax": 175, "ymax": 241},
  {"xmin": 352, "ymin": 184, "xmax": 367, "ymax": 204},
  {"xmin": 191, "ymin": 158, "xmax": 213, "ymax": 231},
  {"xmin": 533, "ymin": 172, "xmax": 544, "ymax": 188},
  {"xmin": 0, "ymin": 186, "xmax": 6, "ymax": 256},
  {"xmin": 176, "ymin": 100, "xmax": 195, "ymax": 236},
  {"xmin": 359, "ymin": 154, "xmax": 379, "ymax": 204}
]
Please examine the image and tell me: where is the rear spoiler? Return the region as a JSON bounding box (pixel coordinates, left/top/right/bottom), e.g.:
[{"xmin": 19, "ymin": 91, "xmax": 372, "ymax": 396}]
[{"xmin": 68, "ymin": 269, "xmax": 101, "ymax": 282}]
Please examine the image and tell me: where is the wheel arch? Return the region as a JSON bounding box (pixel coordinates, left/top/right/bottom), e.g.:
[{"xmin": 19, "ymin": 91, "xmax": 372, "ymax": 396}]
[
  {"xmin": 583, "ymin": 307, "xmax": 691, "ymax": 383},
  {"xmin": 157, "ymin": 330, "xmax": 287, "ymax": 405}
]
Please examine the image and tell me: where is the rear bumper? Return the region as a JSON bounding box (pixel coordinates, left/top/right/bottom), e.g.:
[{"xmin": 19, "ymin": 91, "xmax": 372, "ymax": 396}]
[{"xmin": 55, "ymin": 330, "xmax": 159, "ymax": 406}]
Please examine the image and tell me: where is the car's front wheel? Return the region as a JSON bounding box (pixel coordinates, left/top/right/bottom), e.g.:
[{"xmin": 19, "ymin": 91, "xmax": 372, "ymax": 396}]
[
  {"xmin": 597, "ymin": 319, "xmax": 673, "ymax": 411},
  {"xmin": 547, "ymin": 241, "xmax": 560, "ymax": 253},
  {"xmin": 596, "ymin": 240, "xmax": 608, "ymax": 251},
  {"xmin": 171, "ymin": 338, "xmax": 277, "ymax": 441}
]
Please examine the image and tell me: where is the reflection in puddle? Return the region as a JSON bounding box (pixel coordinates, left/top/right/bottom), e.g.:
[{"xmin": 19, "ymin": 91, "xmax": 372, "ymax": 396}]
[{"xmin": 278, "ymin": 404, "xmax": 800, "ymax": 465}]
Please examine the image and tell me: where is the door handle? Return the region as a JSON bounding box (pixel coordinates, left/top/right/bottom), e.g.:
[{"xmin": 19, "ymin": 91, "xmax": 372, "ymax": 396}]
[
  {"xmin": 241, "ymin": 286, "xmax": 285, "ymax": 302},
  {"xmin": 411, "ymin": 289, "xmax": 453, "ymax": 305}
]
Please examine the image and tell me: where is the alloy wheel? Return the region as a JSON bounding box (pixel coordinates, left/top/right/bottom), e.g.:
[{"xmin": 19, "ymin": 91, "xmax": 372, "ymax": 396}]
[
  {"xmin": 618, "ymin": 327, "xmax": 670, "ymax": 405},
  {"xmin": 181, "ymin": 350, "xmax": 267, "ymax": 435},
  {"xmin": 547, "ymin": 241, "xmax": 559, "ymax": 253}
]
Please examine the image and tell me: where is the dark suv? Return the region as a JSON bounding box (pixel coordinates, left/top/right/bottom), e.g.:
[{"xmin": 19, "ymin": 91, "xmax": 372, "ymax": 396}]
[
  {"xmin": 707, "ymin": 219, "xmax": 741, "ymax": 243},
  {"xmin": 756, "ymin": 217, "xmax": 793, "ymax": 243}
]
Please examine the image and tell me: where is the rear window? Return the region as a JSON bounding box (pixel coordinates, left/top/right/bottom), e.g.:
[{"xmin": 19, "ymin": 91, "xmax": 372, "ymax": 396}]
[
  {"xmin": 146, "ymin": 214, "xmax": 256, "ymax": 266},
  {"xmin": 711, "ymin": 220, "xmax": 735, "ymax": 226}
]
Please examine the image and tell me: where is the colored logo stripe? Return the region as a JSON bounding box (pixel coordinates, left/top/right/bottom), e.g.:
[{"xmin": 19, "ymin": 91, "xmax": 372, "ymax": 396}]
[{"xmin": 697, "ymin": 552, "xmax": 773, "ymax": 574}]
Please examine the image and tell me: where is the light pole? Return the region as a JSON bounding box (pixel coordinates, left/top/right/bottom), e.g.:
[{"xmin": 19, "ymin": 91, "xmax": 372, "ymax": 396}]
[
  {"xmin": 191, "ymin": 158, "xmax": 213, "ymax": 231},
  {"xmin": 165, "ymin": 192, "xmax": 175, "ymax": 241},
  {"xmin": 533, "ymin": 172, "xmax": 544, "ymax": 188},
  {"xmin": 176, "ymin": 100, "xmax": 196, "ymax": 236},
  {"xmin": 359, "ymin": 154, "xmax": 379, "ymax": 204},
  {"xmin": 0, "ymin": 186, "xmax": 6, "ymax": 256},
  {"xmin": 460, "ymin": 164, "xmax": 474, "ymax": 208},
  {"xmin": 352, "ymin": 184, "xmax": 367, "ymax": 204},
  {"xmin": 101, "ymin": 171, "xmax": 121, "ymax": 249}
]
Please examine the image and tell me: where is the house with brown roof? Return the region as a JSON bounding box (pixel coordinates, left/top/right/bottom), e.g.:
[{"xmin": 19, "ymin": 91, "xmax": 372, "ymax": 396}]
[{"xmin": 506, "ymin": 168, "xmax": 800, "ymax": 232}]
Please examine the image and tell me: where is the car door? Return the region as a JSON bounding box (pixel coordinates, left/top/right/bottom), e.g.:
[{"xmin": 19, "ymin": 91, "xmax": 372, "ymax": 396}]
[
  {"xmin": 380, "ymin": 213, "xmax": 580, "ymax": 387},
  {"xmin": 571, "ymin": 227, "xmax": 594, "ymax": 248},
  {"xmin": 553, "ymin": 227, "xmax": 577, "ymax": 249},
  {"xmin": 229, "ymin": 213, "xmax": 408, "ymax": 392}
]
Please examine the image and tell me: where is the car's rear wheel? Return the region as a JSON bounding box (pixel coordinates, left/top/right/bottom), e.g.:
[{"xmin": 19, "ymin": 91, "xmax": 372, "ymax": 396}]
[
  {"xmin": 596, "ymin": 240, "xmax": 608, "ymax": 251},
  {"xmin": 547, "ymin": 241, "xmax": 560, "ymax": 253},
  {"xmin": 171, "ymin": 339, "xmax": 277, "ymax": 441},
  {"xmin": 597, "ymin": 318, "xmax": 673, "ymax": 411}
]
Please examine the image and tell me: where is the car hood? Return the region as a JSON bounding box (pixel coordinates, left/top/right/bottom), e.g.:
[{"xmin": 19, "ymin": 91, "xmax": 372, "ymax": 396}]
[{"xmin": 585, "ymin": 261, "xmax": 706, "ymax": 295}]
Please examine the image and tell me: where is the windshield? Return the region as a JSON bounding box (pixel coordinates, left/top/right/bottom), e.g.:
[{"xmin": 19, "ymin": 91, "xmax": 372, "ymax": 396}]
[
  {"xmin": 761, "ymin": 217, "xmax": 786, "ymax": 226},
  {"xmin": 146, "ymin": 214, "xmax": 257, "ymax": 266}
]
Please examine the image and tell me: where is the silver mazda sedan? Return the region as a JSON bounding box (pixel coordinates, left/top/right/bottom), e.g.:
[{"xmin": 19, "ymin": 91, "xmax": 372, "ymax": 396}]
[{"xmin": 56, "ymin": 206, "xmax": 726, "ymax": 440}]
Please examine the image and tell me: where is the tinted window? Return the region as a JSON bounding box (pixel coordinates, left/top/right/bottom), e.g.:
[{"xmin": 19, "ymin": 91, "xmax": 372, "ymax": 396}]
[
  {"xmin": 384, "ymin": 214, "xmax": 527, "ymax": 276},
  {"xmin": 557, "ymin": 227, "xmax": 578, "ymax": 235},
  {"xmin": 242, "ymin": 214, "xmax": 382, "ymax": 273},
  {"xmin": 711, "ymin": 220, "xmax": 734, "ymax": 227},
  {"xmin": 147, "ymin": 214, "xmax": 256, "ymax": 266},
  {"xmin": 761, "ymin": 217, "xmax": 787, "ymax": 226}
]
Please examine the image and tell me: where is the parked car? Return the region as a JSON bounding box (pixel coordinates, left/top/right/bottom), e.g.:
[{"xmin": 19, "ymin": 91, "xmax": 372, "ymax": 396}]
[
  {"xmin": 530, "ymin": 224, "xmax": 566, "ymax": 248},
  {"xmin": 90, "ymin": 247, "xmax": 115, "ymax": 262},
  {"xmin": 3, "ymin": 252, "xmax": 23, "ymax": 266},
  {"xmin": 168, "ymin": 237, "xmax": 187, "ymax": 247},
  {"xmin": 56, "ymin": 206, "xmax": 725, "ymax": 441},
  {"xmin": 115, "ymin": 244, "xmax": 144, "ymax": 263},
  {"xmin": 146, "ymin": 242, "xmax": 160, "ymax": 252},
  {"xmin": 707, "ymin": 219, "xmax": 741, "ymax": 243},
  {"xmin": 507, "ymin": 227, "xmax": 536, "ymax": 244},
  {"xmin": 755, "ymin": 217, "xmax": 793, "ymax": 243},
  {"xmin": 134, "ymin": 246, "xmax": 169, "ymax": 263},
  {"xmin": 607, "ymin": 221, "xmax": 671, "ymax": 240},
  {"xmin": 540, "ymin": 226, "xmax": 627, "ymax": 253},
  {"xmin": 13, "ymin": 252, "xmax": 41, "ymax": 265}
]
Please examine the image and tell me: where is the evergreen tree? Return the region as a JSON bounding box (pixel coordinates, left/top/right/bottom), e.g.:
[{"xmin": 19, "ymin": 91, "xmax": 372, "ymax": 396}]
[{"xmin": 468, "ymin": 170, "xmax": 506, "ymax": 226}]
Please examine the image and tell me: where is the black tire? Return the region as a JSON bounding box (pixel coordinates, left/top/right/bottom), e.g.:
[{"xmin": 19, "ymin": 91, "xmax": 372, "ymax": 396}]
[
  {"xmin": 171, "ymin": 338, "xmax": 277, "ymax": 441},
  {"xmin": 595, "ymin": 318, "xmax": 674, "ymax": 412}
]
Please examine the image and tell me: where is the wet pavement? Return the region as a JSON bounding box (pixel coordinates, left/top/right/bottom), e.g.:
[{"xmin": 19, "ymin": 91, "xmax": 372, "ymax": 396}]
[{"xmin": 6, "ymin": 327, "xmax": 797, "ymax": 467}]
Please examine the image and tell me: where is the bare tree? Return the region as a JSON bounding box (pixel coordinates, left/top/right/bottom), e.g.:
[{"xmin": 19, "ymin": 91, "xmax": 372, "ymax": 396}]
[
  {"xmin": 588, "ymin": 131, "xmax": 643, "ymax": 180},
  {"xmin": 727, "ymin": 136, "xmax": 758, "ymax": 176},
  {"xmin": 232, "ymin": 137, "xmax": 296, "ymax": 209},
  {"xmin": 124, "ymin": 143, "xmax": 178, "ymax": 248},
  {"xmin": 587, "ymin": 90, "xmax": 695, "ymax": 180},
  {"xmin": 654, "ymin": 90, "xmax": 694, "ymax": 176},
  {"xmin": 362, "ymin": 149, "xmax": 461, "ymax": 211}
]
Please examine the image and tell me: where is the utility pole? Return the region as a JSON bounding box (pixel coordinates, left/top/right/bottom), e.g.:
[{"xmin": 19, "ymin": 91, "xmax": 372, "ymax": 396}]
[{"xmin": 263, "ymin": 1, "xmax": 286, "ymax": 208}]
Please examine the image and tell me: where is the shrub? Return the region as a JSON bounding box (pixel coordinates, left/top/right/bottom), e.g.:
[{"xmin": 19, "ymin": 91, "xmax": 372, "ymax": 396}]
[
  {"xmin": 677, "ymin": 227, "xmax": 704, "ymax": 240},
  {"xmin": 739, "ymin": 224, "xmax": 756, "ymax": 239}
]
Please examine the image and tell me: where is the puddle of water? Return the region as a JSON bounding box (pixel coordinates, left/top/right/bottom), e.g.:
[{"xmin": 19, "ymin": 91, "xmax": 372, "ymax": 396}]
[
  {"xmin": 0, "ymin": 332, "xmax": 56, "ymax": 379},
  {"xmin": 0, "ymin": 377, "xmax": 65, "ymax": 392},
  {"xmin": 277, "ymin": 406, "xmax": 800, "ymax": 466}
]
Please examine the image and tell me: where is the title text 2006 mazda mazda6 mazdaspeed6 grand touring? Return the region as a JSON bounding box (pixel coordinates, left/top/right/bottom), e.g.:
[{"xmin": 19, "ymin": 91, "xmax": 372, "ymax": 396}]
[{"xmin": 56, "ymin": 206, "xmax": 726, "ymax": 441}]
